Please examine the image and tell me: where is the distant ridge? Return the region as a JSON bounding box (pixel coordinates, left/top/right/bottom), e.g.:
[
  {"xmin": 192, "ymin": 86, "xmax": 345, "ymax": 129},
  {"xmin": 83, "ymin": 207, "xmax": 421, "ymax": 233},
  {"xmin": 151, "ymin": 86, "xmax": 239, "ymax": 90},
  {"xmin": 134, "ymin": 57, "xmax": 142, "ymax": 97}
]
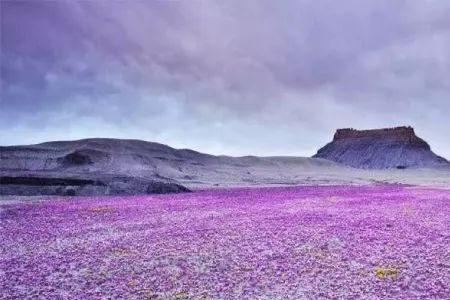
[
  {"xmin": 1, "ymin": 133, "xmax": 450, "ymax": 196},
  {"xmin": 0, "ymin": 138, "xmax": 341, "ymax": 196},
  {"xmin": 314, "ymin": 126, "xmax": 448, "ymax": 169}
]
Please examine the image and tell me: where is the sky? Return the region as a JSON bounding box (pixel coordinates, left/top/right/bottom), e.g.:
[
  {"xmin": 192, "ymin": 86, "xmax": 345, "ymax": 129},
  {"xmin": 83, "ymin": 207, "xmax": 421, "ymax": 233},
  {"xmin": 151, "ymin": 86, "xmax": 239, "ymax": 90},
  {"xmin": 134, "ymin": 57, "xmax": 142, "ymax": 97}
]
[{"xmin": 1, "ymin": 0, "xmax": 450, "ymax": 158}]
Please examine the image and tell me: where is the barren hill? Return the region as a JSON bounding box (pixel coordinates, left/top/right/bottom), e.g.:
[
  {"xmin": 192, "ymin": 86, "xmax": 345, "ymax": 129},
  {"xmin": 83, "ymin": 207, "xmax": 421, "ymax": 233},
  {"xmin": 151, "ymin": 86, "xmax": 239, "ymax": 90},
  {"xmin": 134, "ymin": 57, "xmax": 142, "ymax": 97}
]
[{"xmin": 0, "ymin": 138, "xmax": 343, "ymax": 196}]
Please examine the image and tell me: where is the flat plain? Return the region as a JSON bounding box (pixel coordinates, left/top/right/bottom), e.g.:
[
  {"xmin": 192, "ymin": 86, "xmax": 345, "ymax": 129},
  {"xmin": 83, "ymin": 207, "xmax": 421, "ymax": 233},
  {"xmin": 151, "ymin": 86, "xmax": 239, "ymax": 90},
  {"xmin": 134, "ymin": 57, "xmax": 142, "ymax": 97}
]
[{"xmin": 1, "ymin": 185, "xmax": 449, "ymax": 299}]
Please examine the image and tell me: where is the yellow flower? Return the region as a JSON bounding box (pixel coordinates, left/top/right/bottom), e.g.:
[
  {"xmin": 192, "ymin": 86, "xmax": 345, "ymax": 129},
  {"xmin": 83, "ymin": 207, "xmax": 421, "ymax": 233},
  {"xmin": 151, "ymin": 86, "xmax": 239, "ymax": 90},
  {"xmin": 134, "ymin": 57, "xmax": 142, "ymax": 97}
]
[
  {"xmin": 174, "ymin": 291, "xmax": 189, "ymax": 299},
  {"xmin": 88, "ymin": 206, "xmax": 115, "ymax": 213},
  {"xmin": 375, "ymin": 267, "xmax": 398, "ymax": 279},
  {"xmin": 127, "ymin": 279, "xmax": 137, "ymax": 286}
]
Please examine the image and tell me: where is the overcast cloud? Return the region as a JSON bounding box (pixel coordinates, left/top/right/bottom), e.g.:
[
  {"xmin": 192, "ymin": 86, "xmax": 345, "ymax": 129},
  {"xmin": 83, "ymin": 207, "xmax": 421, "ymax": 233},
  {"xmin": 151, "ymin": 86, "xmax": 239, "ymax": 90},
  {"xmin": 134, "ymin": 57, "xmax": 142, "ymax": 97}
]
[{"xmin": 1, "ymin": 0, "xmax": 449, "ymax": 157}]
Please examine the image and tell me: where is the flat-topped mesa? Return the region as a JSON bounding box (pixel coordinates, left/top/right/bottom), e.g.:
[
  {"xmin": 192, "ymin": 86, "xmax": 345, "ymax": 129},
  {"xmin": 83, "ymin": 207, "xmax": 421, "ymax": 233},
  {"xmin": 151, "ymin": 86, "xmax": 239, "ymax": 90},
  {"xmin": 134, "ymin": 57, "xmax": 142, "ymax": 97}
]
[
  {"xmin": 334, "ymin": 126, "xmax": 416, "ymax": 140},
  {"xmin": 333, "ymin": 126, "xmax": 430, "ymax": 149},
  {"xmin": 314, "ymin": 126, "xmax": 448, "ymax": 169}
]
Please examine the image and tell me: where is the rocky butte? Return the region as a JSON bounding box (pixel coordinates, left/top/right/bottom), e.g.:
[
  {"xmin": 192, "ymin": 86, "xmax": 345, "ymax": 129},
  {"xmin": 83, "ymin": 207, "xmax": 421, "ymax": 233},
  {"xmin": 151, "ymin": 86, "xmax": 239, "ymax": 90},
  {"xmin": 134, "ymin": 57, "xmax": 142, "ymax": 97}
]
[{"xmin": 313, "ymin": 126, "xmax": 449, "ymax": 169}]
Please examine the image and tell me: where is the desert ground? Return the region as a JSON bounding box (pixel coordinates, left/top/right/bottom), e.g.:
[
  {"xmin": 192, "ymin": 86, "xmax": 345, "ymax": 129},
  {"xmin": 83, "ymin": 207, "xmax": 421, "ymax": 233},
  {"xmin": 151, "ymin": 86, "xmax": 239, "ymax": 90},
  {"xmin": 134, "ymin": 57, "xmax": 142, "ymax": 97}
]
[
  {"xmin": 1, "ymin": 185, "xmax": 449, "ymax": 299},
  {"xmin": 2, "ymin": 138, "xmax": 450, "ymax": 197},
  {"xmin": 2, "ymin": 137, "xmax": 450, "ymax": 299}
]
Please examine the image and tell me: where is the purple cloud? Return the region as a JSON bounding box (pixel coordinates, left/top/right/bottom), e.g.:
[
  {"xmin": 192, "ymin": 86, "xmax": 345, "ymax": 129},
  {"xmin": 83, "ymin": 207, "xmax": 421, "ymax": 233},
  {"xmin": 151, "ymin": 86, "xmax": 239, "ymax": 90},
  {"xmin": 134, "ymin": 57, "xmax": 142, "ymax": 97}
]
[{"xmin": 1, "ymin": 0, "xmax": 450, "ymax": 157}]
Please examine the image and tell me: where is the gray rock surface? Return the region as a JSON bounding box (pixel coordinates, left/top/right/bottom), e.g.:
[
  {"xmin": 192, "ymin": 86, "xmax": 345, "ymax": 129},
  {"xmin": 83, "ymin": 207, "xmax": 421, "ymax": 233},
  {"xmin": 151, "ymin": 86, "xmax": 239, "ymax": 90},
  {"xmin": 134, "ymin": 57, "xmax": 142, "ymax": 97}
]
[
  {"xmin": 1, "ymin": 138, "xmax": 340, "ymax": 196},
  {"xmin": 1, "ymin": 134, "xmax": 450, "ymax": 196},
  {"xmin": 313, "ymin": 126, "xmax": 448, "ymax": 169}
]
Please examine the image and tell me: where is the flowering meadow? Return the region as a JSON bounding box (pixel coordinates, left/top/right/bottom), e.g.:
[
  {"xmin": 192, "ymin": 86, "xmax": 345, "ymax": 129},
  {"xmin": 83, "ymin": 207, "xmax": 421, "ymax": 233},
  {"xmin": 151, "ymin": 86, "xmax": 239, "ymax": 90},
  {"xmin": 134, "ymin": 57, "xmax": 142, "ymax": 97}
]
[{"xmin": 1, "ymin": 185, "xmax": 449, "ymax": 299}]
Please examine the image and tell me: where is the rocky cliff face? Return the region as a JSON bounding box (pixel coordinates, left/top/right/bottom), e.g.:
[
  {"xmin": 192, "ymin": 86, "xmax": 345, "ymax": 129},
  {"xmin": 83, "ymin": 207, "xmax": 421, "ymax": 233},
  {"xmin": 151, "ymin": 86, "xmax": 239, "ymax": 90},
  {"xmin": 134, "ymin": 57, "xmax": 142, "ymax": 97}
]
[{"xmin": 314, "ymin": 126, "xmax": 448, "ymax": 169}]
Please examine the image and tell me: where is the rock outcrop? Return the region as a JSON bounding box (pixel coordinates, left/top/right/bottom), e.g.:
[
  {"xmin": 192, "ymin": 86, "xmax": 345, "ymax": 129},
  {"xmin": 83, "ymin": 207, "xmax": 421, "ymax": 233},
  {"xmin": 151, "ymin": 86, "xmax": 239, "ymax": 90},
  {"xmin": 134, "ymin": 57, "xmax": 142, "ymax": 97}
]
[
  {"xmin": 314, "ymin": 126, "xmax": 448, "ymax": 169},
  {"xmin": 0, "ymin": 175, "xmax": 190, "ymax": 196}
]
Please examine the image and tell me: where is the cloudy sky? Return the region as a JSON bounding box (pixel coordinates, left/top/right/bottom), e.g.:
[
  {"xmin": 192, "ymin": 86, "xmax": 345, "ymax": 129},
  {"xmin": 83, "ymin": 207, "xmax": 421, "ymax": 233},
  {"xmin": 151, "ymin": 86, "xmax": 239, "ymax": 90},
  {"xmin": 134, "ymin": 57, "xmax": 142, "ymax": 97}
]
[{"xmin": 1, "ymin": 0, "xmax": 450, "ymax": 157}]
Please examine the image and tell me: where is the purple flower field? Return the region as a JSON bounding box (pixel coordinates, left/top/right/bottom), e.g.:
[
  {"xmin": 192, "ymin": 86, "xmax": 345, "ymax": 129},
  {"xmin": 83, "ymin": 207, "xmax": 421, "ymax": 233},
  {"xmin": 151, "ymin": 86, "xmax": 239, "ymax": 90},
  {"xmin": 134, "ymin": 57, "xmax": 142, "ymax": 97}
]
[{"xmin": 1, "ymin": 185, "xmax": 449, "ymax": 299}]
